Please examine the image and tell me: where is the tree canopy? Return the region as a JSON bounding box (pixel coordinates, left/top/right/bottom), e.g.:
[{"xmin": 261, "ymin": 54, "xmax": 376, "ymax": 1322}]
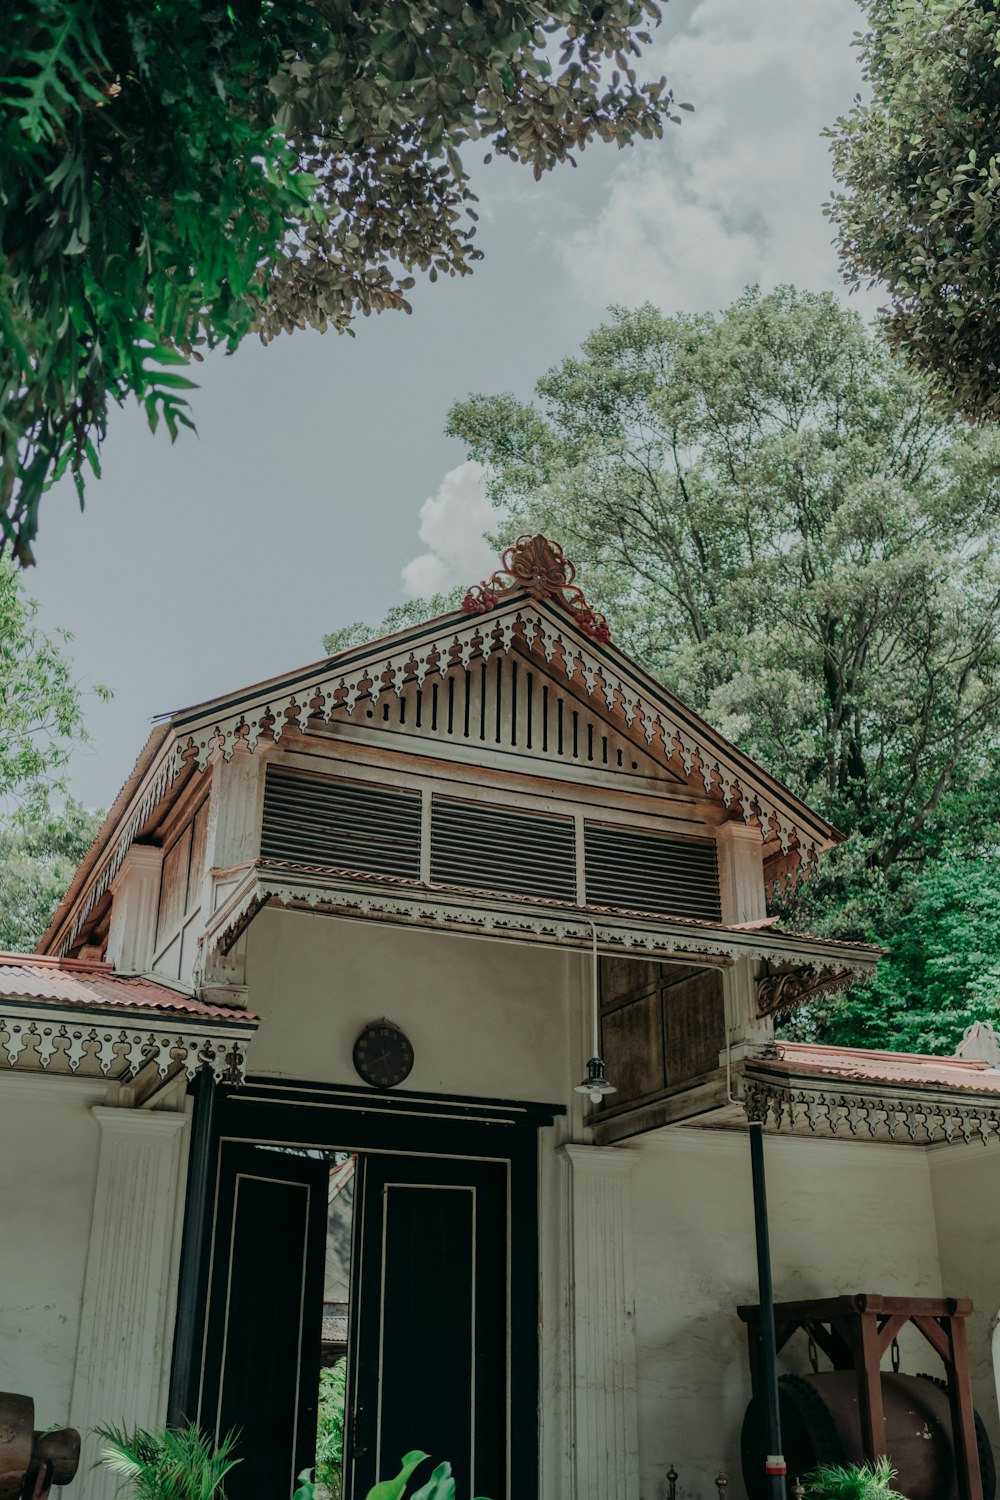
[
  {"xmin": 2, "ymin": 0, "xmax": 676, "ymax": 564},
  {"xmin": 0, "ymin": 555, "xmax": 108, "ymax": 814},
  {"xmin": 0, "ymin": 800, "xmax": 102, "ymax": 952},
  {"xmin": 827, "ymin": 0, "xmax": 1000, "ymax": 423},
  {"xmin": 0, "ymin": 557, "xmax": 105, "ymax": 951},
  {"xmin": 445, "ymin": 286, "xmax": 1000, "ymax": 1051}
]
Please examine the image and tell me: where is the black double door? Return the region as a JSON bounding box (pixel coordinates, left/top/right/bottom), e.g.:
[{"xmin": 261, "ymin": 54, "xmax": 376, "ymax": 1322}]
[
  {"xmin": 345, "ymin": 1152, "xmax": 508, "ymax": 1500},
  {"xmin": 199, "ymin": 1140, "xmax": 511, "ymax": 1500}
]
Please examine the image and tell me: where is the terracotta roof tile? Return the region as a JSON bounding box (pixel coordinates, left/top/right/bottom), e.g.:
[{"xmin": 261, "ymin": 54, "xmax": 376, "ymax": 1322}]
[
  {"xmin": 0, "ymin": 954, "xmax": 255, "ymax": 1023},
  {"xmin": 761, "ymin": 1041, "xmax": 1000, "ymax": 1096}
]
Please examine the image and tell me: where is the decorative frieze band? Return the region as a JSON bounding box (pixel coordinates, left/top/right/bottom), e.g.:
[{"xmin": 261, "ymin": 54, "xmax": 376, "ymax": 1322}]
[
  {"xmin": 203, "ymin": 863, "xmax": 879, "ymax": 980},
  {"xmin": 755, "ymin": 961, "xmax": 859, "ymax": 1019},
  {"xmin": 59, "ymin": 747, "xmax": 180, "ymax": 955},
  {"xmin": 0, "ymin": 1011, "xmax": 251, "ymax": 1083},
  {"xmin": 744, "ymin": 1076, "xmax": 1000, "ymax": 1146}
]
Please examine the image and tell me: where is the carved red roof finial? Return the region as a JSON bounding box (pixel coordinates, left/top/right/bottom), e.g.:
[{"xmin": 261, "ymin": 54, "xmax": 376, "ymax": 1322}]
[{"xmin": 460, "ymin": 534, "xmax": 612, "ymax": 643}]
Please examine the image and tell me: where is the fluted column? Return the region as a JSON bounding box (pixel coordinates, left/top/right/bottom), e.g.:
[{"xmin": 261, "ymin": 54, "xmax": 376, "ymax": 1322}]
[
  {"xmin": 560, "ymin": 1144, "xmax": 640, "ymax": 1500},
  {"xmin": 70, "ymin": 1107, "xmax": 189, "ymax": 1499}
]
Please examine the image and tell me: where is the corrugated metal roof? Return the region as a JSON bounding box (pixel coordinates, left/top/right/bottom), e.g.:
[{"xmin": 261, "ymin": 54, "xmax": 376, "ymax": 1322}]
[
  {"xmin": 764, "ymin": 1041, "xmax": 1000, "ymax": 1096},
  {"xmin": 0, "ymin": 954, "xmax": 255, "ymax": 1022}
]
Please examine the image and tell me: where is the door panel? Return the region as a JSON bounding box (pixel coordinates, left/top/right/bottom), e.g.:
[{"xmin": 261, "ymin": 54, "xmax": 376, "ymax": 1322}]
[
  {"xmin": 199, "ymin": 1144, "xmax": 328, "ymax": 1500},
  {"xmin": 345, "ymin": 1153, "xmax": 508, "ymax": 1500}
]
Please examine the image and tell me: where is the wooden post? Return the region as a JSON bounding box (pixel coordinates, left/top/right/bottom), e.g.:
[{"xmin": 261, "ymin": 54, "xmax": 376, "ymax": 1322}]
[
  {"xmin": 853, "ymin": 1310, "xmax": 887, "ymax": 1462},
  {"xmin": 947, "ymin": 1315, "xmax": 984, "ymax": 1500}
]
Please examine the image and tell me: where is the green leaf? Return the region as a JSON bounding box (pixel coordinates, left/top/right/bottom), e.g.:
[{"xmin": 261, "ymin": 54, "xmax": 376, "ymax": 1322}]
[{"xmin": 366, "ymin": 1451, "xmax": 431, "ymax": 1500}]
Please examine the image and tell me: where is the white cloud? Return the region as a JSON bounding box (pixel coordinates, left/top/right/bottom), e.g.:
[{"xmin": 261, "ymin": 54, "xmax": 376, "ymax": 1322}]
[
  {"xmin": 561, "ymin": 0, "xmax": 880, "ymax": 319},
  {"xmin": 400, "ymin": 461, "xmax": 500, "ymax": 598}
]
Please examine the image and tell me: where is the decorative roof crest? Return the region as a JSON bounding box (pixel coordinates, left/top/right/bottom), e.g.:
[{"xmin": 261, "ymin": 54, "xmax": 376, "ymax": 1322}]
[{"xmin": 461, "ymin": 534, "xmax": 612, "ymax": 643}]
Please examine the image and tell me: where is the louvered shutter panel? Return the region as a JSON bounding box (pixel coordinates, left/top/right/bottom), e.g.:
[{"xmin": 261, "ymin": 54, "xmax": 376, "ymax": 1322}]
[
  {"xmin": 261, "ymin": 768, "xmax": 422, "ymax": 880},
  {"xmin": 584, "ymin": 822, "xmax": 721, "ymax": 921},
  {"xmin": 430, "ymin": 797, "xmax": 577, "ymax": 901}
]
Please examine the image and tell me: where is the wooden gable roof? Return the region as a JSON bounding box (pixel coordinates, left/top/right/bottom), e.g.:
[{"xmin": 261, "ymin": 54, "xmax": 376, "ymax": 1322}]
[
  {"xmin": 167, "ymin": 535, "xmax": 840, "ymax": 863},
  {"xmin": 40, "ymin": 536, "xmax": 843, "ymax": 957}
]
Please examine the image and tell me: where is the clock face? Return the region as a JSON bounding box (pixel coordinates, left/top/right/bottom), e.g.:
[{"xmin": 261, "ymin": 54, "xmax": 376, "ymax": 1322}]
[{"xmin": 353, "ymin": 1022, "xmax": 414, "ymax": 1089}]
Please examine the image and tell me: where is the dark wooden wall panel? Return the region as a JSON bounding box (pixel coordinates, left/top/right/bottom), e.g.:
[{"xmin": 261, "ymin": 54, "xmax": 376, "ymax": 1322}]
[
  {"xmin": 664, "ymin": 969, "xmax": 725, "ymax": 1085},
  {"xmin": 599, "ymin": 958, "xmax": 724, "ymax": 1109},
  {"xmin": 602, "ymin": 991, "xmax": 665, "ymax": 1100}
]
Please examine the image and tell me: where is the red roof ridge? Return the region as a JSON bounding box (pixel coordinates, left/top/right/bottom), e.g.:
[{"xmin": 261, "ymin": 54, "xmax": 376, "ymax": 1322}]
[
  {"xmin": 0, "ymin": 951, "xmax": 113, "ymax": 974},
  {"xmin": 775, "ymin": 1041, "xmax": 992, "ymax": 1072}
]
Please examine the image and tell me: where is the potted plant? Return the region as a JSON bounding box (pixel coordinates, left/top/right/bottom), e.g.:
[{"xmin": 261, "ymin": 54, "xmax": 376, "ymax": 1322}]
[
  {"xmin": 95, "ymin": 1423, "xmax": 239, "ymax": 1499},
  {"xmin": 801, "ymin": 1459, "xmax": 907, "ymax": 1500}
]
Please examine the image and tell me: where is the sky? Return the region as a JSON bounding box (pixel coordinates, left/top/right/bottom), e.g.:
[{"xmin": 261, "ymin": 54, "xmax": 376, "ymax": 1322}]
[{"xmin": 26, "ymin": 0, "xmax": 877, "ymax": 811}]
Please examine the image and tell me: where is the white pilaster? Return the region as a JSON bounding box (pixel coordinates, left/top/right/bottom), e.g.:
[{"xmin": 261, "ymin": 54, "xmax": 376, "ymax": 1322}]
[
  {"xmin": 196, "ymin": 749, "xmax": 266, "ymax": 989},
  {"xmin": 203, "ymin": 747, "xmax": 265, "ymax": 880},
  {"xmin": 560, "ymin": 1144, "xmax": 640, "ymax": 1500},
  {"xmin": 106, "ymin": 846, "xmax": 164, "ymax": 973},
  {"xmin": 715, "ymin": 821, "xmax": 766, "ymax": 926},
  {"xmin": 70, "ymin": 1107, "xmax": 189, "ymax": 1499},
  {"xmin": 720, "ymin": 957, "xmax": 772, "ymax": 1064}
]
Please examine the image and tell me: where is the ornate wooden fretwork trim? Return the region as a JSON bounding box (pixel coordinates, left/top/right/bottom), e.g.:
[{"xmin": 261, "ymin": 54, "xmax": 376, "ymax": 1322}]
[
  {"xmin": 0, "ymin": 1007, "xmax": 253, "ymax": 1083},
  {"xmin": 743, "ymin": 1075, "xmax": 1000, "ymax": 1147},
  {"xmin": 58, "ymin": 745, "xmax": 181, "ymax": 956},
  {"xmin": 756, "ymin": 961, "xmax": 858, "ymax": 1018},
  {"xmin": 168, "ymin": 597, "xmax": 827, "ymax": 863},
  {"xmin": 460, "ymin": 533, "xmax": 612, "ymax": 643},
  {"xmin": 202, "ymin": 862, "xmax": 880, "ymax": 979}
]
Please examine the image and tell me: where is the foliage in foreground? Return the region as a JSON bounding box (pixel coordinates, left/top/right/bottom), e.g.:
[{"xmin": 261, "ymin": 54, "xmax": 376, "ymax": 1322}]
[
  {"xmin": 827, "ymin": 0, "xmax": 1000, "ymax": 424},
  {"xmin": 295, "ymin": 1448, "xmax": 491, "ymax": 1500},
  {"xmin": 315, "ymin": 1360, "xmax": 347, "ymax": 1500},
  {"xmin": 802, "ymin": 1457, "xmax": 906, "ymax": 1500},
  {"xmin": 95, "ymin": 1423, "xmax": 239, "ymax": 1500},
  {"xmin": 439, "ymin": 286, "xmax": 1000, "ymax": 1051},
  {"xmin": 2, "ymin": 0, "xmax": 678, "ymax": 563}
]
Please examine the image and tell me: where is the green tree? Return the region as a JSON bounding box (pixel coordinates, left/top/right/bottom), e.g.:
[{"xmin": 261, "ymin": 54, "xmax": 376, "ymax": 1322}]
[
  {"xmin": 827, "ymin": 0, "xmax": 1000, "ymax": 422},
  {"xmin": 3, "ymin": 0, "xmax": 678, "ymax": 564},
  {"xmin": 322, "ymin": 591, "xmax": 463, "ymax": 656},
  {"xmin": 793, "ymin": 850, "xmax": 1000, "ymax": 1054},
  {"xmin": 315, "ymin": 1360, "xmax": 347, "ymax": 1500},
  {"xmin": 0, "ymin": 555, "xmax": 107, "ymax": 811},
  {"xmin": 446, "ymin": 287, "xmax": 1000, "ymax": 1049},
  {"xmin": 0, "ymin": 800, "xmax": 102, "ymax": 952}
]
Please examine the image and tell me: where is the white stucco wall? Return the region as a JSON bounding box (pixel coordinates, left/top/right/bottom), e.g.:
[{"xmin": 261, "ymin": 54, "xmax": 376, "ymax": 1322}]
[
  {"xmin": 244, "ymin": 907, "xmax": 588, "ymax": 1500},
  {"xmin": 629, "ymin": 1130, "xmax": 947, "ymax": 1499},
  {"xmin": 0, "ymin": 1077, "xmax": 106, "ymax": 1428},
  {"xmin": 929, "ymin": 1146, "xmax": 1000, "ymax": 1456},
  {"xmin": 245, "ymin": 907, "xmax": 579, "ymax": 1103}
]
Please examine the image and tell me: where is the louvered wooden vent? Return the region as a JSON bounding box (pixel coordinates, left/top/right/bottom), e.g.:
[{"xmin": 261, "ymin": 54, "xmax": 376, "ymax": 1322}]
[
  {"xmin": 261, "ymin": 768, "xmax": 421, "ymax": 880},
  {"xmin": 329, "ymin": 655, "xmax": 667, "ymax": 781},
  {"xmin": 585, "ymin": 822, "xmax": 721, "ymax": 922},
  {"xmin": 430, "ymin": 797, "xmax": 577, "ymax": 902}
]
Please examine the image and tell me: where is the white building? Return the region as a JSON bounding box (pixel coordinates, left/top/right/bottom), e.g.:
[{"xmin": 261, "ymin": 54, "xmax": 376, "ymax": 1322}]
[{"xmin": 2, "ymin": 535, "xmax": 999, "ymax": 1500}]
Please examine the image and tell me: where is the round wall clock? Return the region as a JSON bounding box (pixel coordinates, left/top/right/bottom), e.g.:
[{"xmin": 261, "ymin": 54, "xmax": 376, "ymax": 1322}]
[{"xmin": 352, "ymin": 1020, "xmax": 414, "ymax": 1089}]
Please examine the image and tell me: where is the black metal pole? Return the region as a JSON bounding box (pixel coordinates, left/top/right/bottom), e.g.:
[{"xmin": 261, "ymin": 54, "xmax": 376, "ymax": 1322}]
[
  {"xmin": 168, "ymin": 1065, "xmax": 218, "ymax": 1426},
  {"xmin": 749, "ymin": 1117, "xmax": 786, "ymax": 1500}
]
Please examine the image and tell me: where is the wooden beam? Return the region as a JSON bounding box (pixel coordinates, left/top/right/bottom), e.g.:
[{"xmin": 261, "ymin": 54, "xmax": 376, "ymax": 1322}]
[
  {"xmin": 875, "ymin": 1314, "xmax": 909, "ymax": 1357},
  {"xmin": 852, "ymin": 1313, "xmax": 887, "ymax": 1462},
  {"xmin": 808, "ymin": 1321, "xmax": 855, "ymax": 1371},
  {"xmin": 947, "ymin": 1315, "xmax": 984, "ymax": 1500},
  {"xmin": 911, "ymin": 1314, "xmax": 952, "ymax": 1365},
  {"xmin": 739, "ymin": 1295, "xmax": 972, "ymax": 1323}
]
